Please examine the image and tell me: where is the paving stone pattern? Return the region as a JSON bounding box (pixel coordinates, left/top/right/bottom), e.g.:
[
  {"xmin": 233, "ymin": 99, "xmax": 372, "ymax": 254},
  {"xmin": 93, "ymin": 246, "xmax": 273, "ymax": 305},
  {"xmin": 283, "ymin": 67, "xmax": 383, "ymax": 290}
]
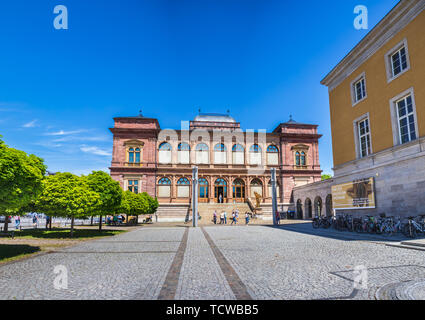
[{"xmin": 0, "ymin": 224, "xmax": 424, "ymax": 300}]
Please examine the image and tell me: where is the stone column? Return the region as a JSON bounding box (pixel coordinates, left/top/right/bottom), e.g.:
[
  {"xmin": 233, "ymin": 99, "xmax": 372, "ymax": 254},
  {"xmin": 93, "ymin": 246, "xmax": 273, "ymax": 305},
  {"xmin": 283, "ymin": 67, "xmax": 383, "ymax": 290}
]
[
  {"xmin": 228, "ymin": 176, "xmax": 234, "ymax": 203},
  {"xmin": 209, "ymin": 176, "xmax": 214, "ymax": 203}
]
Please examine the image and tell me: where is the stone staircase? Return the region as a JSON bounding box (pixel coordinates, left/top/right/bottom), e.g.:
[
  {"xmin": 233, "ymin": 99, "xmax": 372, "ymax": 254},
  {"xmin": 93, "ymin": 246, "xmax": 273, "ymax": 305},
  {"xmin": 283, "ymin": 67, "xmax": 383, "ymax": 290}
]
[
  {"xmin": 156, "ymin": 204, "xmax": 190, "ymax": 222},
  {"xmin": 198, "ymin": 203, "xmax": 252, "ymax": 218}
]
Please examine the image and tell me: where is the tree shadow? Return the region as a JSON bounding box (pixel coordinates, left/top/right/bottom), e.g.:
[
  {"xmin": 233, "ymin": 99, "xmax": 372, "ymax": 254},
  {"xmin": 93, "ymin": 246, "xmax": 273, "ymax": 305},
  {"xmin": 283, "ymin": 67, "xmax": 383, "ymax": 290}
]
[
  {"xmin": 265, "ymin": 222, "xmax": 422, "ymax": 243},
  {"xmin": 15, "ymin": 228, "xmax": 125, "ymax": 239},
  {"xmin": 0, "ymin": 244, "xmax": 41, "ymax": 261}
]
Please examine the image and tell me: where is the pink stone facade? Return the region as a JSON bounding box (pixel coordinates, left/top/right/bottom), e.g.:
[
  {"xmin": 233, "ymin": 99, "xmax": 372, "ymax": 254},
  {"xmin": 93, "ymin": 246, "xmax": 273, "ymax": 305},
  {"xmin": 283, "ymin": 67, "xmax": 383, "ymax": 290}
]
[{"xmin": 109, "ymin": 115, "xmax": 322, "ymax": 207}]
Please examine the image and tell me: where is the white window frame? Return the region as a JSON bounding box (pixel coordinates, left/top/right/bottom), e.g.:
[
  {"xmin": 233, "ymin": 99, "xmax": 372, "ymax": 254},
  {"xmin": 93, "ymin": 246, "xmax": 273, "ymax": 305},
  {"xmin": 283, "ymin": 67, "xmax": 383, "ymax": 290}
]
[
  {"xmin": 389, "ymin": 87, "xmax": 419, "ymax": 146},
  {"xmin": 385, "ymin": 38, "xmax": 411, "ymax": 83},
  {"xmin": 353, "ymin": 113, "xmax": 373, "ymax": 159},
  {"xmin": 350, "ymin": 72, "xmax": 367, "ymax": 106}
]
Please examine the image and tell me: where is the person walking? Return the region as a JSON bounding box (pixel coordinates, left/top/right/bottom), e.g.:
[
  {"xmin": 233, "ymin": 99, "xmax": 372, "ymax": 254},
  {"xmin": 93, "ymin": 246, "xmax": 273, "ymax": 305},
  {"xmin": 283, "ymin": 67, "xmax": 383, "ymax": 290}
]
[
  {"xmin": 245, "ymin": 212, "xmax": 250, "ymax": 225},
  {"xmin": 14, "ymin": 216, "xmax": 20, "ymax": 230},
  {"xmin": 223, "ymin": 211, "xmax": 227, "ymax": 224},
  {"xmin": 220, "ymin": 212, "xmax": 224, "ymax": 224},
  {"xmin": 231, "ymin": 212, "xmax": 237, "ymax": 225},
  {"xmin": 213, "ymin": 211, "xmax": 217, "ymax": 225},
  {"xmin": 32, "ymin": 214, "xmax": 38, "ymax": 228}
]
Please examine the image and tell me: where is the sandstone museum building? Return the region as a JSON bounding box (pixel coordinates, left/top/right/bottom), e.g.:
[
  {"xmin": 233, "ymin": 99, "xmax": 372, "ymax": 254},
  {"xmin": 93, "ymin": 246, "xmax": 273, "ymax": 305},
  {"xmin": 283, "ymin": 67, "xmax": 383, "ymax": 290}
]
[{"xmin": 110, "ymin": 113, "xmax": 322, "ymax": 221}]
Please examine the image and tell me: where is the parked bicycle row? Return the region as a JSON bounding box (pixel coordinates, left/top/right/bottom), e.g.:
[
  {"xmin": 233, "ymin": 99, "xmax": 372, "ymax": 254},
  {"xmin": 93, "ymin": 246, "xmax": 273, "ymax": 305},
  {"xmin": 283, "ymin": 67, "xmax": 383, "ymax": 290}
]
[{"xmin": 312, "ymin": 213, "xmax": 425, "ymax": 238}]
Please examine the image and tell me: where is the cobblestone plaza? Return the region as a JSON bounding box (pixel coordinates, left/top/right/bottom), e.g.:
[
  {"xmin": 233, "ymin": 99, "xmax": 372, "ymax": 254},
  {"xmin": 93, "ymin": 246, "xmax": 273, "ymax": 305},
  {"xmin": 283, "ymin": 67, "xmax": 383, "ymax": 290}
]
[{"xmin": 1, "ymin": 224, "xmax": 424, "ymax": 300}]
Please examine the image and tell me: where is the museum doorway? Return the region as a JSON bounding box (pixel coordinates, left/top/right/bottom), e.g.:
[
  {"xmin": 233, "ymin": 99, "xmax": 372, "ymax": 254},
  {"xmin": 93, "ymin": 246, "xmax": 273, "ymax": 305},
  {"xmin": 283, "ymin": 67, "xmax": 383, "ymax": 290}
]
[{"xmin": 214, "ymin": 178, "xmax": 227, "ymax": 203}]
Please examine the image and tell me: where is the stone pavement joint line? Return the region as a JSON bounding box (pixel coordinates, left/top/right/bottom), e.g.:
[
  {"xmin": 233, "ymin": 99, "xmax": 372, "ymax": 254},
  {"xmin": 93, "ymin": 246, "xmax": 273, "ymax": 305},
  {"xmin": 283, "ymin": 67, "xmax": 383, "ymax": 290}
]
[
  {"xmin": 201, "ymin": 227, "xmax": 252, "ymax": 300},
  {"xmin": 157, "ymin": 227, "xmax": 189, "ymax": 300}
]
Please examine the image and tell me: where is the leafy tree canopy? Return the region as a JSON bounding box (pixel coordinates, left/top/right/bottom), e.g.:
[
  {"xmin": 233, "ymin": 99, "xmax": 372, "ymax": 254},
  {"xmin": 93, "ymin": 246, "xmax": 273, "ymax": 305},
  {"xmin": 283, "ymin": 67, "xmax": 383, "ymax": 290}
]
[
  {"xmin": 321, "ymin": 174, "xmax": 333, "ymax": 181},
  {"xmin": 120, "ymin": 191, "xmax": 158, "ymax": 216},
  {"xmin": 36, "ymin": 172, "xmax": 101, "ymax": 218},
  {"xmin": 0, "ymin": 137, "xmax": 46, "ymax": 214},
  {"xmin": 85, "ymin": 171, "xmax": 122, "ymax": 215}
]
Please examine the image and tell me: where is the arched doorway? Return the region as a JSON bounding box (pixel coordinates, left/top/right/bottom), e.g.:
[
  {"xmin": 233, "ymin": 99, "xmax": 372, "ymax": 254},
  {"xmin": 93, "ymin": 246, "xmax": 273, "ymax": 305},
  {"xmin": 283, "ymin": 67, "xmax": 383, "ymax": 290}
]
[
  {"xmin": 326, "ymin": 194, "xmax": 333, "ymax": 217},
  {"xmin": 305, "ymin": 198, "xmax": 312, "ymax": 219},
  {"xmin": 314, "ymin": 197, "xmax": 323, "ymax": 217},
  {"xmin": 232, "ymin": 179, "xmax": 245, "ymax": 202},
  {"xmin": 296, "ymin": 199, "xmax": 303, "ymax": 219},
  {"xmin": 214, "ymin": 178, "xmax": 227, "ymax": 203}
]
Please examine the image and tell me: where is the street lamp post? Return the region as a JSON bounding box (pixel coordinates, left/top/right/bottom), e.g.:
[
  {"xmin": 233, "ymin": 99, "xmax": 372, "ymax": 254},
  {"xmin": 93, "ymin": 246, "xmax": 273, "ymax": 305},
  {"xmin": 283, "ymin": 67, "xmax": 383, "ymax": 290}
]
[
  {"xmin": 192, "ymin": 166, "xmax": 199, "ymax": 227},
  {"xmin": 271, "ymin": 168, "xmax": 278, "ymax": 226}
]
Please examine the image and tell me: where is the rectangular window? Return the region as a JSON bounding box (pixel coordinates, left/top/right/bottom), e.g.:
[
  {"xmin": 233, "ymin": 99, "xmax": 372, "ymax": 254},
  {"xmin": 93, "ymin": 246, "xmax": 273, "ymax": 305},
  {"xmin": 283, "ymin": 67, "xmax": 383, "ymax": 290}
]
[
  {"xmin": 385, "ymin": 39, "xmax": 410, "ymax": 82},
  {"xmin": 354, "ymin": 78, "xmax": 366, "ymax": 102},
  {"xmin": 396, "ymin": 95, "xmax": 417, "ymax": 144},
  {"xmin": 391, "ymin": 47, "xmax": 408, "ymax": 77},
  {"xmin": 128, "ymin": 180, "xmax": 139, "ymax": 194},
  {"xmin": 357, "ymin": 118, "xmax": 371, "ymax": 158},
  {"xmin": 214, "ymin": 151, "xmax": 226, "ymax": 164}
]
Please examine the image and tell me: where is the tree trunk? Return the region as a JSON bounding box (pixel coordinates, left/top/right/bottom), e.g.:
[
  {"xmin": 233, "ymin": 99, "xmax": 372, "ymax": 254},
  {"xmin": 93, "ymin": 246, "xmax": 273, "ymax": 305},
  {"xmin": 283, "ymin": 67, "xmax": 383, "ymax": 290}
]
[
  {"xmin": 3, "ymin": 216, "xmax": 8, "ymax": 232},
  {"xmin": 90, "ymin": 216, "xmax": 94, "ymax": 226},
  {"xmin": 99, "ymin": 215, "xmax": 102, "ymax": 232},
  {"xmin": 46, "ymin": 217, "xmax": 49, "ymax": 229},
  {"xmin": 49, "ymin": 218, "xmax": 52, "ymax": 230},
  {"xmin": 70, "ymin": 216, "xmax": 75, "ymax": 238}
]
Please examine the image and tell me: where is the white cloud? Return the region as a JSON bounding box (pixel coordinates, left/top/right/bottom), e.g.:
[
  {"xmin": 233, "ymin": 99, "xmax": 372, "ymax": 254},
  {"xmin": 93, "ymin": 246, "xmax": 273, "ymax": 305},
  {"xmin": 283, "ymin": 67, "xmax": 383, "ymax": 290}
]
[
  {"xmin": 52, "ymin": 135, "xmax": 110, "ymax": 143},
  {"xmin": 44, "ymin": 129, "xmax": 88, "ymax": 136},
  {"xmin": 80, "ymin": 146, "xmax": 111, "ymax": 156},
  {"xmin": 22, "ymin": 119, "xmax": 38, "ymax": 128}
]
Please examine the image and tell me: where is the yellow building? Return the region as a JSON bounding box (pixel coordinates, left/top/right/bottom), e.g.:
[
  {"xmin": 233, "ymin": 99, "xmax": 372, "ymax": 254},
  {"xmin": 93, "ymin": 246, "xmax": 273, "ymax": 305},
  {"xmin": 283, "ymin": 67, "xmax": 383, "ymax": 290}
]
[{"xmin": 293, "ymin": 0, "xmax": 425, "ymax": 218}]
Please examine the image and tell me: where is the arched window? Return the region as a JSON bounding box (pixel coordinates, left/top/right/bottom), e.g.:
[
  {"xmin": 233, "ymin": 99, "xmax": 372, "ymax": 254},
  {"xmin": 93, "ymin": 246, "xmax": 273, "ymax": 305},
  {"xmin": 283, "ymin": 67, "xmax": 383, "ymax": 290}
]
[
  {"xmin": 249, "ymin": 144, "xmax": 262, "ymax": 165},
  {"xmin": 157, "ymin": 177, "xmax": 171, "ymax": 197},
  {"xmin": 199, "ymin": 178, "xmax": 209, "ymax": 199},
  {"xmin": 214, "ymin": 144, "xmax": 227, "ymax": 164},
  {"xmin": 267, "ymin": 145, "xmax": 279, "ymax": 165},
  {"xmin": 178, "ymin": 143, "xmax": 190, "ymax": 164},
  {"xmin": 250, "ymin": 178, "xmax": 263, "ymax": 198},
  {"xmin": 178, "ymin": 143, "xmax": 190, "ymax": 151},
  {"xmin": 158, "ymin": 177, "xmax": 171, "ymax": 185},
  {"xmin": 177, "ymin": 177, "xmax": 190, "ymax": 198},
  {"xmin": 267, "ymin": 180, "xmax": 280, "ymax": 199},
  {"xmin": 158, "ymin": 142, "xmax": 172, "ymax": 164},
  {"xmin": 232, "ymin": 179, "xmax": 245, "ymax": 201},
  {"xmin": 195, "ymin": 143, "xmax": 209, "ymax": 164},
  {"xmin": 232, "ymin": 144, "xmax": 245, "ymax": 165},
  {"xmin": 159, "ymin": 142, "xmax": 172, "ymax": 151},
  {"xmin": 128, "ymin": 147, "xmax": 141, "ymax": 165}
]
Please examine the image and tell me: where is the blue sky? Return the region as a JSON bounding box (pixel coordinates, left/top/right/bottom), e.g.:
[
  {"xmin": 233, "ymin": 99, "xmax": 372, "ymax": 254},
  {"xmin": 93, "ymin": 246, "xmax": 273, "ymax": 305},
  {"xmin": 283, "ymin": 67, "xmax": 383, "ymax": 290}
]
[{"xmin": 0, "ymin": 0, "xmax": 399, "ymax": 175}]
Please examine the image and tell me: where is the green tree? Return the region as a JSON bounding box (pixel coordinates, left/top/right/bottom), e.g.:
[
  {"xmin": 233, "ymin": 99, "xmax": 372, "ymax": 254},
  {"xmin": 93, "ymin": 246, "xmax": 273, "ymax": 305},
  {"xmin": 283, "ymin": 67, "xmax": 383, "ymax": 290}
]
[
  {"xmin": 0, "ymin": 137, "xmax": 46, "ymax": 232},
  {"xmin": 35, "ymin": 173, "xmax": 100, "ymax": 237},
  {"xmin": 142, "ymin": 192, "xmax": 159, "ymax": 215},
  {"xmin": 322, "ymin": 174, "xmax": 333, "ymax": 181},
  {"xmin": 85, "ymin": 171, "xmax": 122, "ymax": 231},
  {"xmin": 120, "ymin": 191, "xmax": 157, "ymax": 223}
]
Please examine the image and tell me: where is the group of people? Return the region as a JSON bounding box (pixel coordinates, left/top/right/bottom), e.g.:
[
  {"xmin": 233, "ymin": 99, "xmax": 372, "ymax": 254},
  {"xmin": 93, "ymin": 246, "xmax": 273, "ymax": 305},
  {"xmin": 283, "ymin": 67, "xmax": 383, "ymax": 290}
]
[
  {"xmin": 106, "ymin": 215, "xmax": 126, "ymax": 226},
  {"xmin": 212, "ymin": 209, "xmax": 251, "ymax": 225}
]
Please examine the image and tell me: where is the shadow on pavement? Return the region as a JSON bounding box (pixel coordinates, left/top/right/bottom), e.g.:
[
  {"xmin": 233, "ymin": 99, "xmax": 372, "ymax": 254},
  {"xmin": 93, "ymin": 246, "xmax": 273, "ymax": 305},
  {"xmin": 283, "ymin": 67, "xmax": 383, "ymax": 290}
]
[
  {"xmin": 0, "ymin": 244, "xmax": 41, "ymax": 261},
  {"xmin": 265, "ymin": 222, "xmax": 422, "ymax": 243}
]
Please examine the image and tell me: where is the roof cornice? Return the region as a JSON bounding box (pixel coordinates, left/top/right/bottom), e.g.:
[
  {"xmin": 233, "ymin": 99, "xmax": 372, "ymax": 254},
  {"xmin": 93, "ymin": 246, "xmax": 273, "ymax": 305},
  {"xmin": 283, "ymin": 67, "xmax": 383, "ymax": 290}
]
[{"xmin": 321, "ymin": 0, "xmax": 425, "ymax": 91}]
